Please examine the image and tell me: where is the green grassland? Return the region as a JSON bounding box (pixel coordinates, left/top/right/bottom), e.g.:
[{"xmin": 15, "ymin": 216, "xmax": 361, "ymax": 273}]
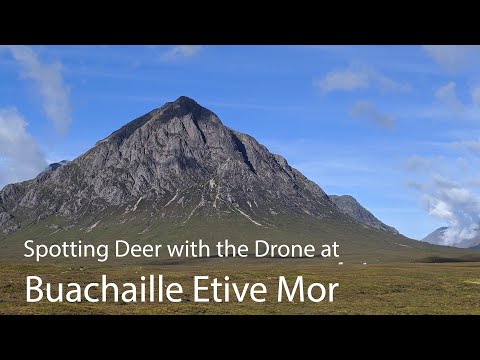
[
  {"xmin": 2, "ymin": 213, "xmax": 480, "ymax": 314},
  {"xmin": 1, "ymin": 261, "xmax": 480, "ymax": 314},
  {"xmin": 1, "ymin": 214, "xmax": 478, "ymax": 264}
]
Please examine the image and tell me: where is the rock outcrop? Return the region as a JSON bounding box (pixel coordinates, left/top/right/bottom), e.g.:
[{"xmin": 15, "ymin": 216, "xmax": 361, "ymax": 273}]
[{"xmin": 329, "ymin": 195, "xmax": 399, "ymax": 234}]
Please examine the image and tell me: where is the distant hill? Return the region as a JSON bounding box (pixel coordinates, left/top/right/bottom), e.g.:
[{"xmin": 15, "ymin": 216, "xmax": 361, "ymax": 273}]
[
  {"xmin": 423, "ymin": 227, "xmax": 449, "ymax": 245},
  {"xmin": 422, "ymin": 226, "xmax": 480, "ymax": 248},
  {"xmin": 329, "ymin": 195, "xmax": 398, "ymax": 234}
]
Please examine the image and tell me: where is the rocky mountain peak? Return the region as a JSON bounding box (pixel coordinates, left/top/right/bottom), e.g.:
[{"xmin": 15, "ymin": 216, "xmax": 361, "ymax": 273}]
[
  {"xmin": 97, "ymin": 96, "xmax": 221, "ymax": 147},
  {"xmin": 329, "ymin": 194, "xmax": 399, "ymax": 234},
  {"xmin": 162, "ymin": 95, "xmax": 220, "ymax": 122},
  {"xmin": 169, "ymin": 95, "xmax": 202, "ymax": 111}
]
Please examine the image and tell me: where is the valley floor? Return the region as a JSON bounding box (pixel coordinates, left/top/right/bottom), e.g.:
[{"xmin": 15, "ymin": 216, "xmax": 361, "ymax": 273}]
[{"xmin": 1, "ymin": 261, "xmax": 480, "ymax": 314}]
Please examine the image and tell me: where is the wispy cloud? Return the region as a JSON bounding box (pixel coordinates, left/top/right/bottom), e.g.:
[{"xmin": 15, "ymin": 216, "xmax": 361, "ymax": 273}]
[
  {"xmin": 422, "ymin": 45, "xmax": 480, "ymax": 72},
  {"xmin": 374, "ymin": 73, "xmax": 411, "ymax": 93},
  {"xmin": 0, "ymin": 108, "xmax": 46, "ymax": 188},
  {"xmin": 404, "ymin": 155, "xmax": 435, "ymax": 172},
  {"xmin": 418, "ymin": 175, "xmax": 480, "ymax": 247},
  {"xmin": 434, "ymin": 81, "xmax": 464, "ymax": 113},
  {"xmin": 161, "ymin": 45, "xmax": 203, "ymax": 61},
  {"xmin": 2, "ymin": 45, "xmax": 72, "ymax": 134},
  {"xmin": 314, "ymin": 66, "xmax": 369, "ymax": 93},
  {"xmin": 452, "ymin": 139, "xmax": 480, "ymax": 155},
  {"xmin": 406, "ymin": 179, "xmax": 423, "ymax": 191},
  {"xmin": 314, "ymin": 64, "xmax": 410, "ymax": 94},
  {"xmin": 350, "ymin": 100, "xmax": 396, "ymax": 129}
]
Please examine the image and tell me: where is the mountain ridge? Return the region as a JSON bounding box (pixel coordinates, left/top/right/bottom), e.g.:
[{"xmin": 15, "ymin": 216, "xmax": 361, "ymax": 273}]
[{"xmin": 329, "ymin": 195, "xmax": 398, "ymax": 234}]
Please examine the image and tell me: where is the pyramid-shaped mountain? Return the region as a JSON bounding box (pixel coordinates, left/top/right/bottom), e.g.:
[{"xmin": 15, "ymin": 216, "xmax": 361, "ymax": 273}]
[{"xmin": 1, "ymin": 96, "xmax": 335, "ymax": 228}]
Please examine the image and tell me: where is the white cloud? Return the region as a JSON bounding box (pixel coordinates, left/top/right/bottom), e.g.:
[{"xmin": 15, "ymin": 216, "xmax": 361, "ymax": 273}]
[
  {"xmin": 314, "ymin": 64, "xmax": 410, "ymax": 94},
  {"xmin": 161, "ymin": 45, "xmax": 202, "ymax": 61},
  {"xmin": 314, "ymin": 67, "xmax": 369, "ymax": 93},
  {"xmin": 350, "ymin": 100, "xmax": 395, "ymax": 129},
  {"xmin": 471, "ymin": 86, "xmax": 480, "ymax": 106},
  {"xmin": 420, "ymin": 176, "xmax": 480, "ymax": 247},
  {"xmin": 0, "ymin": 108, "xmax": 46, "ymax": 187},
  {"xmin": 374, "ymin": 73, "xmax": 411, "ymax": 93},
  {"xmin": 2, "ymin": 45, "xmax": 72, "ymax": 134},
  {"xmin": 434, "ymin": 81, "xmax": 464, "ymax": 113},
  {"xmin": 422, "ymin": 45, "xmax": 480, "ymax": 72}
]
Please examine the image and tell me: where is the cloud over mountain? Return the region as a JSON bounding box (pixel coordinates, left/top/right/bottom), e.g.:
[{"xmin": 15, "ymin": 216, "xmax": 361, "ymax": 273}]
[{"xmin": 420, "ymin": 175, "xmax": 480, "ymax": 247}]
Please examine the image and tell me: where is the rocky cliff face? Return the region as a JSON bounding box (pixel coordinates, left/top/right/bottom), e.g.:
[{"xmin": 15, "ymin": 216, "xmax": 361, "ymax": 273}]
[
  {"xmin": 1, "ymin": 96, "xmax": 344, "ymax": 234},
  {"xmin": 329, "ymin": 195, "xmax": 399, "ymax": 234}
]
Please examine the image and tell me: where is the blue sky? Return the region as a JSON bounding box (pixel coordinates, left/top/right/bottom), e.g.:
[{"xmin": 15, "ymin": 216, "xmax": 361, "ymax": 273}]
[{"xmin": 1, "ymin": 45, "xmax": 480, "ymax": 244}]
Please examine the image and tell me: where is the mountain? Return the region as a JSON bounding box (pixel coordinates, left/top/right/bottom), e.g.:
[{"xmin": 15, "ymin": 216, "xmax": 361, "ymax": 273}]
[
  {"xmin": 0, "ymin": 96, "xmax": 473, "ymax": 262},
  {"xmin": 423, "ymin": 226, "xmax": 480, "ymax": 248},
  {"xmin": 422, "ymin": 227, "xmax": 449, "ymax": 246},
  {"xmin": 329, "ymin": 195, "xmax": 398, "ymax": 234},
  {"xmin": 0, "ymin": 96, "xmax": 334, "ymax": 232}
]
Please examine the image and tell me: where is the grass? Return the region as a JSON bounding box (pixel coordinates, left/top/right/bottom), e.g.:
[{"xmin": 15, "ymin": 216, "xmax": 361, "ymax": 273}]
[
  {"xmin": 2, "ymin": 215, "xmax": 478, "ymax": 264},
  {"xmin": 1, "ymin": 260, "xmax": 480, "ymax": 314},
  {"xmin": 2, "ymin": 214, "xmax": 480, "ymax": 314}
]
